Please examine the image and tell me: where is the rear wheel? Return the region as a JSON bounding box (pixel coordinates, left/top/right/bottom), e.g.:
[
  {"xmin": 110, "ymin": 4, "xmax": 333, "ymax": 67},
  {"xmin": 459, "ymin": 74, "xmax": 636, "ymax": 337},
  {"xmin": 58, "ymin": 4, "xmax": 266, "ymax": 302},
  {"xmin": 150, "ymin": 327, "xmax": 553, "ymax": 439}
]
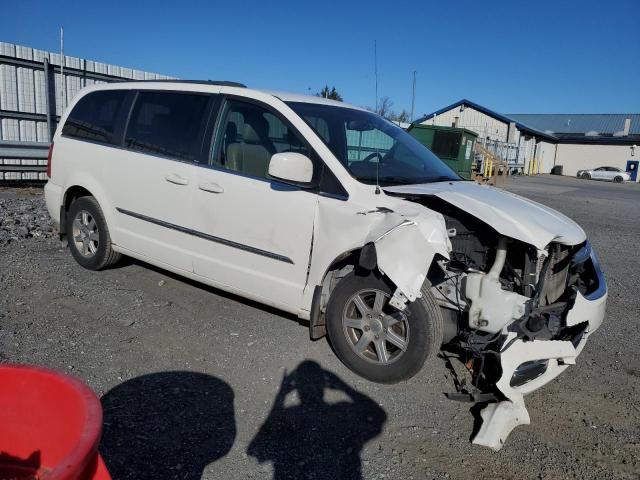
[
  {"xmin": 66, "ymin": 196, "xmax": 121, "ymax": 270},
  {"xmin": 326, "ymin": 271, "xmax": 443, "ymax": 383},
  {"xmin": 581, "ymin": 172, "xmax": 591, "ymax": 180}
]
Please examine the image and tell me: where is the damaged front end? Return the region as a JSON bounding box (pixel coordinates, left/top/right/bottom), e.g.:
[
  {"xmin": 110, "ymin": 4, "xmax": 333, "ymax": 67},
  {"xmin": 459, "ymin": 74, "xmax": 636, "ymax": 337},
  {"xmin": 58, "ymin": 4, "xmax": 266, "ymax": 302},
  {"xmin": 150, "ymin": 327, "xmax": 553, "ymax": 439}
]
[
  {"xmin": 315, "ymin": 179, "xmax": 606, "ymax": 450},
  {"xmin": 388, "ymin": 190, "xmax": 607, "ymax": 450},
  {"xmin": 423, "ymin": 196, "xmax": 607, "ymax": 450},
  {"xmin": 471, "ymin": 240, "xmax": 606, "ymax": 450}
]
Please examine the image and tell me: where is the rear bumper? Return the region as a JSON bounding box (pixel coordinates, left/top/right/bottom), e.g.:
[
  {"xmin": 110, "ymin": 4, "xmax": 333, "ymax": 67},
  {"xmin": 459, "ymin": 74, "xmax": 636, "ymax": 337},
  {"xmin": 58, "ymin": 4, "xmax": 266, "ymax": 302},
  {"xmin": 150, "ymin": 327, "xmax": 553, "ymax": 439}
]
[{"xmin": 44, "ymin": 181, "xmax": 63, "ymax": 231}]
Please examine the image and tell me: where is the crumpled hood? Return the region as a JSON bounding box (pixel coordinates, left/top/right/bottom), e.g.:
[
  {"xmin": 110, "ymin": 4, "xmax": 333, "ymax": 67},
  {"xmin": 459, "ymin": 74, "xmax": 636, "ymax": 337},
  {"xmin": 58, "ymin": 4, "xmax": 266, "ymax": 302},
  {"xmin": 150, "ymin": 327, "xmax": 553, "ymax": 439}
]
[{"xmin": 383, "ymin": 181, "xmax": 586, "ymax": 251}]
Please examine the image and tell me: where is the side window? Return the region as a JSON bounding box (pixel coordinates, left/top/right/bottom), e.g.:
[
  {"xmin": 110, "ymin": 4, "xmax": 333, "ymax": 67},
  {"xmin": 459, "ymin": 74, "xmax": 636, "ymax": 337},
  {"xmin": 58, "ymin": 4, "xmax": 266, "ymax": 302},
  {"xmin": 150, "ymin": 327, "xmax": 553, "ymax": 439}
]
[
  {"xmin": 62, "ymin": 90, "xmax": 127, "ymax": 144},
  {"xmin": 125, "ymin": 92, "xmax": 210, "ymax": 161},
  {"xmin": 213, "ymin": 99, "xmax": 313, "ymax": 180}
]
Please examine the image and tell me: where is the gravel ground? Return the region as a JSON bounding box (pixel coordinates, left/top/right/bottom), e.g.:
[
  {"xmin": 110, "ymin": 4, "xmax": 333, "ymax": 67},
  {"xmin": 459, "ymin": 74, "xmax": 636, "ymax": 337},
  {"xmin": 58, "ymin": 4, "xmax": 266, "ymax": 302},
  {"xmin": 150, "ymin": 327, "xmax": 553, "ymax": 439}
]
[{"xmin": 1, "ymin": 176, "xmax": 639, "ymax": 480}]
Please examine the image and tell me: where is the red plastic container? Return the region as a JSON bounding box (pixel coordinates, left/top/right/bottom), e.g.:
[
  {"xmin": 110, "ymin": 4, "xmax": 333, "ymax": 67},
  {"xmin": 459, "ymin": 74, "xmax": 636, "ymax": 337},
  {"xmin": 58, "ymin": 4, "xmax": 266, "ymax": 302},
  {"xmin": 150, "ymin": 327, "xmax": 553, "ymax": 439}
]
[{"xmin": 0, "ymin": 364, "xmax": 111, "ymax": 480}]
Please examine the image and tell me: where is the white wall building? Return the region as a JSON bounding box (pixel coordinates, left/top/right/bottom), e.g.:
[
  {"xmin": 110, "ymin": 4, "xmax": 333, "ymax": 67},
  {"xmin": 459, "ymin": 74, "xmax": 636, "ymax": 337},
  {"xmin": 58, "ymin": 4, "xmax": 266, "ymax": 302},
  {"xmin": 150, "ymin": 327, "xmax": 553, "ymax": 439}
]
[{"xmin": 416, "ymin": 100, "xmax": 639, "ymax": 179}]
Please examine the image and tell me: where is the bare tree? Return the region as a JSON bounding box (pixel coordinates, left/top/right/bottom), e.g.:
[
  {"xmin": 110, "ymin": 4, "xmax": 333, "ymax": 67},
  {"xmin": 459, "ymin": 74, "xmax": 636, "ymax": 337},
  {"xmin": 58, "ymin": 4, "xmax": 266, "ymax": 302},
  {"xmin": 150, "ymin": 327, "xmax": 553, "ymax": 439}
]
[
  {"xmin": 391, "ymin": 110, "xmax": 411, "ymax": 124},
  {"xmin": 375, "ymin": 96, "xmax": 394, "ymax": 119},
  {"xmin": 366, "ymin": 98, "xmax": 411, "ymax": 124},
  {"xmin": 316, "ymin": 86, "xmax": 343, "ymax": 101}
]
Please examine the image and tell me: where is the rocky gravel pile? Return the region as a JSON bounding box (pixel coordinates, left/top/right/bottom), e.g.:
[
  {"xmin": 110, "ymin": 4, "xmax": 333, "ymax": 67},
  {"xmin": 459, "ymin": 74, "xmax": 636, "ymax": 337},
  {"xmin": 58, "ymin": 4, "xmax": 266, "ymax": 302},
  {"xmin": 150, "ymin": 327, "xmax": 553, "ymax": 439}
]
[{"xmin": 0, "ymin": 191, "xmax": 56, "ymax": 245}]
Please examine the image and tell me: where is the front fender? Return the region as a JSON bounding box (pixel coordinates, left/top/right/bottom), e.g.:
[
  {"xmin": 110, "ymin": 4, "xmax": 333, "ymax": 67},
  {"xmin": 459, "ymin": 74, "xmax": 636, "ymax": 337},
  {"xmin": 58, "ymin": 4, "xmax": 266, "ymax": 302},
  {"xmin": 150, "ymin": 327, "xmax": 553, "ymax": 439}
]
[
  {"xmin": 374, "ymin": 220, "xmax": 445, "ymax": 302},
  {"xmin": 303, "ymin": 196, "xmax": 450, "ymax": 311}
]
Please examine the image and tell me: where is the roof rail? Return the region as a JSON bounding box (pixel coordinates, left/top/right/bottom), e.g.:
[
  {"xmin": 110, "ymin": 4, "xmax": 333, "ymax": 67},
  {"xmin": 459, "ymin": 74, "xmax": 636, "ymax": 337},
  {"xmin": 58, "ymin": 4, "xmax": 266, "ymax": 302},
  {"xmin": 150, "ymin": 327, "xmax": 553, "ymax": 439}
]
[{"xmin": 120, "ymin": 79, "xmax": 247, "ymax": 88}]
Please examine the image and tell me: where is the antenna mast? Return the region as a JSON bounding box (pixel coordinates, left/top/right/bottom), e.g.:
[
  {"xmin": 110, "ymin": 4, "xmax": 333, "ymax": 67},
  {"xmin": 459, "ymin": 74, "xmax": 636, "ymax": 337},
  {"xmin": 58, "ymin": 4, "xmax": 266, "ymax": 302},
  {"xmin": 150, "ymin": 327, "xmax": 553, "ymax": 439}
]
[
  {"xmin": 60, "ymin": 27, "xmax": 66, "ymax": 109},
  {"xmin": 410, "ymin": 71, "xmax": 416, "ymax": 122},
  {"xmin": 374, "ymin": 40, "xmax": 378, "ymax": 112}
]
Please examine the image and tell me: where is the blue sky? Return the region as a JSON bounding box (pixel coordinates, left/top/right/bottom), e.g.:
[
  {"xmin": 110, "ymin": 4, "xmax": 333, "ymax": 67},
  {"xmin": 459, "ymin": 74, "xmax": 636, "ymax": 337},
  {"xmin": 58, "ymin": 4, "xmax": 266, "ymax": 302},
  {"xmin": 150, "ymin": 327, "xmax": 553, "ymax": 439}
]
[{"xmin": 2, "ymin": 0, "xmax": 638, "ymax": 117}]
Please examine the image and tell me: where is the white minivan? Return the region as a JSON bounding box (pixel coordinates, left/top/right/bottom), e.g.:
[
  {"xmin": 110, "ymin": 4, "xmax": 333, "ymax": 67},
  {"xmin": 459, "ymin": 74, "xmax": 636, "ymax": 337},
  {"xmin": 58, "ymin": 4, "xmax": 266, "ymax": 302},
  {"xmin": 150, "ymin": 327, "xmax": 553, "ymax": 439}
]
[{"xmin": 45, "ymin": 81, "xmax": 607, "ymax": 449}]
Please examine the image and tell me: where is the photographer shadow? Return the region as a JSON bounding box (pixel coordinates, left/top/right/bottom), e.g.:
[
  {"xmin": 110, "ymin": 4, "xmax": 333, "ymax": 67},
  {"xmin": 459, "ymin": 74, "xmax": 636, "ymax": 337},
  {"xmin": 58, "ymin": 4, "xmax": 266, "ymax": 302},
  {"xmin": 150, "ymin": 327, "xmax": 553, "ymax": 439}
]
[
  {"xmin": 100, "ymin": 371, "xmax": 235, "ymax": 480},
  {"xmin": 248, "ymin": 361, "xmax": 387, "ymax": 480}
]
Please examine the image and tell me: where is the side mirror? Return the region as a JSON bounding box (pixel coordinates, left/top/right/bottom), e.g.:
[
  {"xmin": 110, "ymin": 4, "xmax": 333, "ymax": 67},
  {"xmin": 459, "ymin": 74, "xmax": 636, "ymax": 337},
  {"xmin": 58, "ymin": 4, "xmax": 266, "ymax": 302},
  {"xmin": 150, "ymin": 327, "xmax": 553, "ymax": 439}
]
[{"xmin": 268, "ymin": 152, "xmax": 314, "ymax": 186}]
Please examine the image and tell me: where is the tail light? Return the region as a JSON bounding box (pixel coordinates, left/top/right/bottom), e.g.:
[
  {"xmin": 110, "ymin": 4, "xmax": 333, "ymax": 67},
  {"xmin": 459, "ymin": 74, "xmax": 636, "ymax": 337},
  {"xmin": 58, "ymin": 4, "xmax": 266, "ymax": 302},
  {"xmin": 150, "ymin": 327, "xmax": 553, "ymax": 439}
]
[{"xmin": 46, "ymin": 143, "xmax": 54, "ymax": 178}]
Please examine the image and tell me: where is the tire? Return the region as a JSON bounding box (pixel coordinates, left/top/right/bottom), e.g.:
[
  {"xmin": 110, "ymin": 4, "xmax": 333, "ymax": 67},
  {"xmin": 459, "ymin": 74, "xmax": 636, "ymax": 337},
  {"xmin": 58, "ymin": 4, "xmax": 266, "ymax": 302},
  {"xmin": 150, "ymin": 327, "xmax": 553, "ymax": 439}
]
[
  {"xmin": 613, "ymin": 176, "xmax": 624, "ymax": 183},
  {"xmin": 581, "ymin": 172, "xmax": 591, "ymax": 180},
  {"xmin": 326, "ymin": 271, "xmax": 443, "ymax": 384},
  {"xmin": 66, "ymin": 196, "xmax": 121, "ymax": 270}
]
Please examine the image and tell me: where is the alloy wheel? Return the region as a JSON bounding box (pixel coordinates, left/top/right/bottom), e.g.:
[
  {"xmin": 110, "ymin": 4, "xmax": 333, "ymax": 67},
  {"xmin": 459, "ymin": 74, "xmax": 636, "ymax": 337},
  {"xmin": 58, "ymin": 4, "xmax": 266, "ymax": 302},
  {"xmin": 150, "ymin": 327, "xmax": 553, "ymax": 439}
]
[
  {"xmin": 342, "ymin": 289, "xmax": 410, "ymax": 364},
  {"xmin": 72, "ymin": 210, "xmax": 99, "ymax": 258}
]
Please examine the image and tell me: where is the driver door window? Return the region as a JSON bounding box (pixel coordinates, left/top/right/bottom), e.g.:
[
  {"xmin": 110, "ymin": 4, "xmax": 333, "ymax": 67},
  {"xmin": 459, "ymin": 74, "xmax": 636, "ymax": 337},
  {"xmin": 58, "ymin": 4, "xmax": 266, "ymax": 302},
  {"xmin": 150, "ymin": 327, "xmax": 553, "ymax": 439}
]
[{"xmin": 213, "ymin": 100, "xmax": 312, "ymax": 180}]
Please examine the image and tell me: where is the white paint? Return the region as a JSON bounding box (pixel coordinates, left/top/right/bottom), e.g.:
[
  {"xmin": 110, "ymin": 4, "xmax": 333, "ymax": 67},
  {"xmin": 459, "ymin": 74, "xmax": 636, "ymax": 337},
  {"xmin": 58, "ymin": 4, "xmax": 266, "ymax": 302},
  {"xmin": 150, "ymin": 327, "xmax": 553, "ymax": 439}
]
[
  {"xmin": 268, "ymin": 152, "xmax": 314, "ymax": 184},
  {"xmin": 383, "ymin": 181, "xmax": 586, "ymax": 250}
]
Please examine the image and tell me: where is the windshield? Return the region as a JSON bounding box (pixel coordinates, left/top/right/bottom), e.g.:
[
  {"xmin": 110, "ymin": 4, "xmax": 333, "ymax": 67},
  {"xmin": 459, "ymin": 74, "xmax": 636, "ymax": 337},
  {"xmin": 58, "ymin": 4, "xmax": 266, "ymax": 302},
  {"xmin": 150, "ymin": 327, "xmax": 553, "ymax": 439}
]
[{"xmin": 287, "ymin": 102, "xmax": 460, "ymax": 185}]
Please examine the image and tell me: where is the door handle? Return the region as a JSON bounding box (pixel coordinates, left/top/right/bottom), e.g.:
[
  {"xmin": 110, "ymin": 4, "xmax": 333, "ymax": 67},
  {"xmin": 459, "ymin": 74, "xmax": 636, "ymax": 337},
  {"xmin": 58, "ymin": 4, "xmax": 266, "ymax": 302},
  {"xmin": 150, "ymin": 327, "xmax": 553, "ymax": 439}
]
[
  {"xmin": 198, "ymin": 182, "xmax": 224, "ymax": 194},
  {"xmin": 165, "ymin": 173, "xmax": 189, "ymax": 185}
]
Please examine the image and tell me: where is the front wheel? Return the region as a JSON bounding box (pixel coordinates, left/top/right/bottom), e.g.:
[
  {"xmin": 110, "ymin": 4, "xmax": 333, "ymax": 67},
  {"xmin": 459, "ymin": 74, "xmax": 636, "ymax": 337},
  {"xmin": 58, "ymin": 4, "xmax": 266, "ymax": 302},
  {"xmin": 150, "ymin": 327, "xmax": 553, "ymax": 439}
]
[
  {"xmin": 581, "ymin": 172, "xmax": 591, "ymax": 180},
  {"xmin": 613, "ymin": 176, "xmax": 624, "ymax": 183},
  {"xmin": 326, "ymin": 272, "xmax": 443, "ymax": 383}
]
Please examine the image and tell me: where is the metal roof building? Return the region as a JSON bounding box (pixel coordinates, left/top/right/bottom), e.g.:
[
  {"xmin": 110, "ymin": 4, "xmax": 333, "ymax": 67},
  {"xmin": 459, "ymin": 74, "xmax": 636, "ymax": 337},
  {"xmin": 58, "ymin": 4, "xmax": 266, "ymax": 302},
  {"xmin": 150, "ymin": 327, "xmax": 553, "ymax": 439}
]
[
  {"xmin": 507, "ymin": 113, "xmax": 640, "ymax": 139},
  {"xmin": 417, "ymin": 99, "xmax": 639, "ymax": 178}
]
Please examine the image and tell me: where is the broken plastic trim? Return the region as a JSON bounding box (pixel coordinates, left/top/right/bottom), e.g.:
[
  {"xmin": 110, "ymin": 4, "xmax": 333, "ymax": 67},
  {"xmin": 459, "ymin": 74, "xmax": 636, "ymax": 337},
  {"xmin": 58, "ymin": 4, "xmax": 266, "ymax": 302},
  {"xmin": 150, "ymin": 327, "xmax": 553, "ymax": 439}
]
[{"xmin": 472, "ymin": 333, "xmax": 577, "ymax": 451}]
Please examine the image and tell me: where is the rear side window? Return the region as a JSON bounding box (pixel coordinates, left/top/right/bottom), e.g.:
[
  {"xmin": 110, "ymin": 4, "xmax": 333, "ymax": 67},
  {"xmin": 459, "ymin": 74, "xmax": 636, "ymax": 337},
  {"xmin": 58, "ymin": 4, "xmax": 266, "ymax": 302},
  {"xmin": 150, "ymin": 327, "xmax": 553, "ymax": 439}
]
[
  {"xmin": 125, "ymin": 92, "xmax": 210, "ymax": 161},
  {"xmin": 62, "ymin": 91, "xmax": 127, "ymax": 144}
]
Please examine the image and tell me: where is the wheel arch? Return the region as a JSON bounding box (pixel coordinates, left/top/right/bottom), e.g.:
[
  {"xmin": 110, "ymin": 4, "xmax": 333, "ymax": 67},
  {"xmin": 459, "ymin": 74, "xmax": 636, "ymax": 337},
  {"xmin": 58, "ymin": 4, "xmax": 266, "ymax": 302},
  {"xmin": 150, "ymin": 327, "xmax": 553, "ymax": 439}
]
[
  {"xmin": 309, "ymin": 246, "xmax": 364, "ymax": 340},
  {"xmin": 60, "ymin": 174, "xmax": 116, "ymax": 241},
  {"xmin": 60, "ymin": 185, "xmax": 94, "ymax": 238},
  {"xmin": 309, "ymin": 243, "xmax": 443, "ymax": 340}
]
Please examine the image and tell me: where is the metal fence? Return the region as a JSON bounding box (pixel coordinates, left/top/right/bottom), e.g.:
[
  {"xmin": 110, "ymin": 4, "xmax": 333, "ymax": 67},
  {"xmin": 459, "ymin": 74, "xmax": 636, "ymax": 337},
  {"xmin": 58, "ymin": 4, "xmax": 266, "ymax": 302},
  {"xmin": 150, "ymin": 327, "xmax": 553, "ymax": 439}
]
[{"xmin": 0, "ymin": 42, "xmax": 173, "ymax": 181}]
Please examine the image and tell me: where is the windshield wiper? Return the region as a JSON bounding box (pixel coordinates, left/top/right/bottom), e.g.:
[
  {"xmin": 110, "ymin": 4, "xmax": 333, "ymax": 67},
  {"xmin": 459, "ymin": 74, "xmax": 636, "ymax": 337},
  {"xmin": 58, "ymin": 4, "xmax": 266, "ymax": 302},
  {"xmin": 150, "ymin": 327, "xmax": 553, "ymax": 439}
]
[
  {"xmin": 420, "ymin": 175, "xmax": 461, "ymax": 183},
  {"xmin": 356, "ymin": 176, "xmax": 417, "ymax": 185},
  {"xmin": 358, "ymin": 175, "xmax": 459, "ymax": 185}
]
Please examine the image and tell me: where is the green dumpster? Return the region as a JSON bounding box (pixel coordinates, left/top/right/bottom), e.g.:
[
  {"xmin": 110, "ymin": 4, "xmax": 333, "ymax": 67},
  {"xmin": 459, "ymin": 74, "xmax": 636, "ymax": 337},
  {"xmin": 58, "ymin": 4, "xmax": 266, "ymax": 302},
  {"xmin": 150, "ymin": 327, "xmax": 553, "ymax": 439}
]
[{"xmin": 408, "ymin": 124, "xmax": 478, "ymax": 179}]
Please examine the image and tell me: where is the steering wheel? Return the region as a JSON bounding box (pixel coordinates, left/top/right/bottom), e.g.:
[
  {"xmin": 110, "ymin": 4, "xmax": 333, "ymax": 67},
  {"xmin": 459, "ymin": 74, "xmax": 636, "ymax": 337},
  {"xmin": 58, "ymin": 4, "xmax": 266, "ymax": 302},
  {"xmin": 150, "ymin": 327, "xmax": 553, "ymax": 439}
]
[{"xmin": 362, "ymin": 151, "xmax": 384, "ymax": 164}]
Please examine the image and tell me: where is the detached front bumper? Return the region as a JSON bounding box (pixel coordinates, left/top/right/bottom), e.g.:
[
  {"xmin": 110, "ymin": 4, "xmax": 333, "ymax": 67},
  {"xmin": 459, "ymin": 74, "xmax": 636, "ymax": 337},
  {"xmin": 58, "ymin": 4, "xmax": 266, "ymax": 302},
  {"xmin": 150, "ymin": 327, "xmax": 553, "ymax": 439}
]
[{"xmin": 473, "ymin": 244, "xmax": 607, "ymax": 450}]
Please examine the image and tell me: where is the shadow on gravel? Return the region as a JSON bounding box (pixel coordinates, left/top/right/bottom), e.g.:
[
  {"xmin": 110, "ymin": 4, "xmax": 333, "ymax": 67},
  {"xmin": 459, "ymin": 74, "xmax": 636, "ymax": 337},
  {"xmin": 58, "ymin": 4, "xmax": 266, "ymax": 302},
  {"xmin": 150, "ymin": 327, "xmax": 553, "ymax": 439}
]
[
  {"xmin": 248, "ymin": 360, "xmax": 386, "ymax": 480},
  {"xmin": 100, "ymin": 371, "xmax": 235, "ymax": 480}
]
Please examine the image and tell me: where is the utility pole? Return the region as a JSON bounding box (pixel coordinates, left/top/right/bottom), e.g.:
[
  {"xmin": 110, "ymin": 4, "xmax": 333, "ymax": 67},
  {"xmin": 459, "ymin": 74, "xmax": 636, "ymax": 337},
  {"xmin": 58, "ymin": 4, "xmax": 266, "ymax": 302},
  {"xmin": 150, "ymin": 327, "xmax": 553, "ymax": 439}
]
[
  {"xmin": 374, "ymin": 40, "xmax": 378, "ymax": 112},
  {"xmin": 410, "ymin": 71, "xmax": 416, "ymax": 122},
  {"xmin": 60, "ymin": 27, "xmax": 66, "ymax": 109}
]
